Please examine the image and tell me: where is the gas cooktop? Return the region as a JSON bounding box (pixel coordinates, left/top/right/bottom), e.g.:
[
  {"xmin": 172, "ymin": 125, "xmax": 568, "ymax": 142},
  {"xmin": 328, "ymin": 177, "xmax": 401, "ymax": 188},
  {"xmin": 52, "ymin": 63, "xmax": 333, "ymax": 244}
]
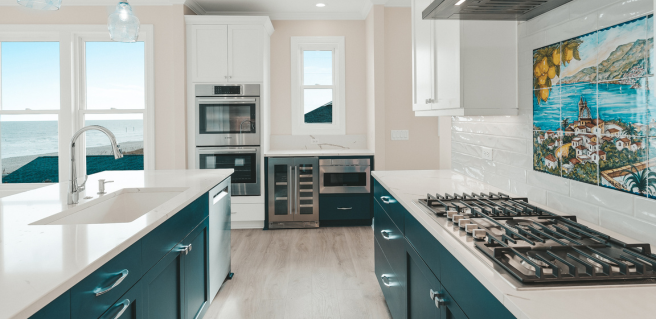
[{"xmin": 417, "ymin": 192, "xmax": 656, "ymax": 286}]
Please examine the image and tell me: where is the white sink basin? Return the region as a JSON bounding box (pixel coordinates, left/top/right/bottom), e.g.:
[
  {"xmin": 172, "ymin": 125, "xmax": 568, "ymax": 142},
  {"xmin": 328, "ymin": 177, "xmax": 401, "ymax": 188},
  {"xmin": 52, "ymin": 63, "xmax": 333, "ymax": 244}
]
[{"xmin": 31, "ymin": 187, "xmax": 188, "ymax": 225}]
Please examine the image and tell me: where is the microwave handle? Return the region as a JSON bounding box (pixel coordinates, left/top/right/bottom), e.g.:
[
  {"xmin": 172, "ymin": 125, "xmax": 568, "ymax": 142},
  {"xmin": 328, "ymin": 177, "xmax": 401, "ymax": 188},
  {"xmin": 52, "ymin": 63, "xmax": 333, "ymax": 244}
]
[
  {"xmin": 197, "ymin": 148, "xmax": 257, "ymax": 154},
  {"xmin": 197, "ymin": 98, "xmax": 257, "ymax": 103}
]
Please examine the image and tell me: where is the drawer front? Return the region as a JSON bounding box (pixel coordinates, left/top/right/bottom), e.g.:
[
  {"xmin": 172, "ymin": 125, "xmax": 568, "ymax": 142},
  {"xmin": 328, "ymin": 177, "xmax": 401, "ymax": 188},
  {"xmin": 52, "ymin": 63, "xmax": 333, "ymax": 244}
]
[
  {"xmin": 142, "ymin": 193, "xmax": 209, "ymax": 271},
  {"xmin": 71, "ymin": 241, "xmax": 142, "ymax": 319},
  {"xmin": 320, "ymin": 193, "xmax": 372, "ymax": 221},
  {"xmin": 29, "ymin": 291, "xmax": 70, "ymax": 319},
  {"xmin": 373, "ymin": 179, "xmax": 405, "ymax": 233},
  {"xmin": 405, "ymin": 211, "xmax": 442, "ymax": 281},
  {"xmin": 374, "ymin": 200, "xmax": 405, "ymax": 276},
  {"xmin": 375, "ymin": 239, "xmax": 406, "ymax": 319},
  {"xmin": 441, "ymin": 250, "xmax": 515, "ymax": 319}
]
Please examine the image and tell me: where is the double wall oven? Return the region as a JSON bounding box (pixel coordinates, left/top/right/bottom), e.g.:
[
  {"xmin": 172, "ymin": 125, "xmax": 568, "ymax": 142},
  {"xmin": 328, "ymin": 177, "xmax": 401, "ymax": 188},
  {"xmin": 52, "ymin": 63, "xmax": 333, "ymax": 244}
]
[{"xmin": 195, "ymin": 84, "xmax": 261, "ymax": 196}]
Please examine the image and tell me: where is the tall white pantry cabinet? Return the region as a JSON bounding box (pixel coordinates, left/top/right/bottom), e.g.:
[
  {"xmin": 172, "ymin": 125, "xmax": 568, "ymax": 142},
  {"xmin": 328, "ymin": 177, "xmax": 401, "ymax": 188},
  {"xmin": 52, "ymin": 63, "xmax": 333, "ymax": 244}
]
[
  {"xmin": 186, "ymin": 16, "xmax": 274, "ymax": 229},
  {"xmin": 411, "ymin": 0, "xmax": 518, "ymax": 117}
]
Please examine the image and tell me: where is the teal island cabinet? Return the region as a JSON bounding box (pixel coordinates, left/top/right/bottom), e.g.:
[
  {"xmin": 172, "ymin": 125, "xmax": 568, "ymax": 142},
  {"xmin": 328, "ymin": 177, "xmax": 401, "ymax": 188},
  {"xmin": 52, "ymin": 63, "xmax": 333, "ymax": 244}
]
[
  {"xmin": 373, "ymin": 178, "xmax": 515, "ymax": 319},
  {"xmin": 29, "ymin": 177, "xmax": 230, "ymax": 319}
]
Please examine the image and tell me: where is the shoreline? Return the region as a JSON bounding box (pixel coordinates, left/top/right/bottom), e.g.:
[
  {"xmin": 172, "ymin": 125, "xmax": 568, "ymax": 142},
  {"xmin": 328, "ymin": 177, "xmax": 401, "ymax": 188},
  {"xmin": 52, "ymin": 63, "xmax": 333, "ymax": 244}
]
[{"xmin": 1, "ymin": 141, "xmax": 143, "ymax": 175}]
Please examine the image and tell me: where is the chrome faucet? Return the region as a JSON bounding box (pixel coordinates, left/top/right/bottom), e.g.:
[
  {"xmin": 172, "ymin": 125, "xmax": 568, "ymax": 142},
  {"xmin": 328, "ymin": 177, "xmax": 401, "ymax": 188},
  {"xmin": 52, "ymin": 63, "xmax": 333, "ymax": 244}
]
[{"xmin": 68, "ymin": 125, "xmax": 123, "ymax": 205}]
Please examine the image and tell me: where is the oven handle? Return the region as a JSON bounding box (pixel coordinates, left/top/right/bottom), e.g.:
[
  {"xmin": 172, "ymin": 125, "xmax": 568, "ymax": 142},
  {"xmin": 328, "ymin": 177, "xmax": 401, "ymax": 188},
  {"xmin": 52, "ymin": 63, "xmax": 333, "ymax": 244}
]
[
  {"xmin": 197, "ymin": 148, "xmax": 257, "ymax": 154},
  {"xmin": 197, "ymin": 98, "xmax": 257, "ymax": 103}
]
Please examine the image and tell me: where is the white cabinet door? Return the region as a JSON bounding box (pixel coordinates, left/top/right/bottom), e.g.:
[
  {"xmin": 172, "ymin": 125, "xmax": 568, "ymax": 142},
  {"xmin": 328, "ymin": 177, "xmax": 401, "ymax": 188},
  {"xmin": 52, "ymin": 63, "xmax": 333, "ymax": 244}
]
[
  {"xmin": 412, "ymin": 0, "xmax": 435, "ymax": 111},
  {"xmin": 190, "ymin": 25, "xmax": 228, "ymax": 83},
  {"xmin": 228, "ymin": 25, "xmax": 264, "ymax": 83},
  {"xmin": 432, "ymin": 20, "xmax": 461, "ymax": 110}
]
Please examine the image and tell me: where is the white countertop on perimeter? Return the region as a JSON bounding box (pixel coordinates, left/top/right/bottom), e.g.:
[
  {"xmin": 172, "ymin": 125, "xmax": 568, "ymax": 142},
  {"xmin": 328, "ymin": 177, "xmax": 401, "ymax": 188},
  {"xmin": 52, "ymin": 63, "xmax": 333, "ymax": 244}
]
[
  {"xmin": 372, "ymin": 170, "xmax": 656, "ymax": 319},
  {"xmin": 0, "ymin": 169, "xmax": 233, "ymax": 319},
  {"xmin": 265, "ymin": 149, "xmax": 374, "ymax": 157}
]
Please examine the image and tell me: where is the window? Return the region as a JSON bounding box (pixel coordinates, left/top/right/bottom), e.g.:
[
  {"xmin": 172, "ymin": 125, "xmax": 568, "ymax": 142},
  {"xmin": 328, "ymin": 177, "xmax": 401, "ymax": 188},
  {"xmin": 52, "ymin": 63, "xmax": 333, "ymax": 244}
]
[
  {"xmin": 291, "ymin": 37, "xmax": 345, "ymax": 135},
  {"xmin": 0, "ymin": 26, "xmax": 154, "ymax": 187}
]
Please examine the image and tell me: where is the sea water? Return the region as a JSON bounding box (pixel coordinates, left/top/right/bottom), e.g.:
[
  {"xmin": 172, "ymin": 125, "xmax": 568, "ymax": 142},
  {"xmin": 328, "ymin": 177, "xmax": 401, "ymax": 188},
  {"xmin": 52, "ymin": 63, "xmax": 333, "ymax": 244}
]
[{"xmin": 0, "ymin": 120, "xmax": 143, "ymax": 159}]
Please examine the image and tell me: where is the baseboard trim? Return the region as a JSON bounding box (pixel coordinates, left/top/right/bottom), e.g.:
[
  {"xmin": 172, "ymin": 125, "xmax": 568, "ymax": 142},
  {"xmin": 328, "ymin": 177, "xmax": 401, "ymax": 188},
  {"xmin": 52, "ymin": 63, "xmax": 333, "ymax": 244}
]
[{"xmin": 231, "ymin": 220, "xmax": 264, "ymax": 229}]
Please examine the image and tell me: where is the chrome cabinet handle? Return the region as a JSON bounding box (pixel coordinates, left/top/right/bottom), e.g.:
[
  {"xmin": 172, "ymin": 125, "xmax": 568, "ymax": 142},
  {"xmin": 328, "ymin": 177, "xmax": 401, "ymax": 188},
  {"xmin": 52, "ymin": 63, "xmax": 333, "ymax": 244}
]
[
  {"xmin": 381, "ymin": 275, "xmax": 391, "ymax": 287},
  {"xmin": 381, "ymin": 230, "xmax": 391, "ymax": 240},
  {"xmin": 380, "ymin": 196, "xmax": 394, "ymax": 204},
  {"xmin": 337, "ymin": 207, "xmax": 352, "ymax": 210},
  {"xmin": 95, "ymin": 269, "xmax": 129, "ymax": 297},
  {"xmin": 430, "ymin": 289, "xmax": 445, "ymax": 309},
  {"xmin": 102, "ymin": 299, "xmax": 130, "ymax": 319},
  {"xmin": 181, "ymin": 244, "xmax": 193, "ymax": 255}
]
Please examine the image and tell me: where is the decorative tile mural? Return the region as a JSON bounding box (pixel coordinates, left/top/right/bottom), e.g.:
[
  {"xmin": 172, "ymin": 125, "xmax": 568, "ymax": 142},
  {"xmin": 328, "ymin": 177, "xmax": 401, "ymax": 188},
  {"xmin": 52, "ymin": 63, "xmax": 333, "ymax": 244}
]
[{"xmin": 533, "ymin": 14, "xmax": 656, "ymax": 197}]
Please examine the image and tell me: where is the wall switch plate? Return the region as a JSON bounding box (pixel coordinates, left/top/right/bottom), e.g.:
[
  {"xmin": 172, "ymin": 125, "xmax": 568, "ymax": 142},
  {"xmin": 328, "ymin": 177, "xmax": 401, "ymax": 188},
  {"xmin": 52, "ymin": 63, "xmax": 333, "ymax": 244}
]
[
  {"xmin": 481, "ymin": 147, "xmax": 493, "ymax": 160},
  {"xmin": 391, "ymin": 130, "xmax": 409, "ymax": 141}
]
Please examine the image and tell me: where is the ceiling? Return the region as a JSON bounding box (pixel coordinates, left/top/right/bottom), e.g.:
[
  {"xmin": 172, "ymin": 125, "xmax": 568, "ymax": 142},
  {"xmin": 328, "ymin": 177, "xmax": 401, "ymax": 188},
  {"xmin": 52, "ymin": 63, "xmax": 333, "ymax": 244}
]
[{"xmin": 185, "ymin": 0, "xmax": 411, "ymax": 19}]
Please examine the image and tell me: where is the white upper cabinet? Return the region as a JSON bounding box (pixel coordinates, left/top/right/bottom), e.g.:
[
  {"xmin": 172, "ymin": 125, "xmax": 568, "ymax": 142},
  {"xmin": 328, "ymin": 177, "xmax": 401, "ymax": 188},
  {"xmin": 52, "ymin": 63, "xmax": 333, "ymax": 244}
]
[
  {"xmin": 411, "ymin": 0, "xmax": 518, "ymax": 116},
  {"xmin": 190, "ymin": 25, "xmax": 229, "ymax": 83},
  {"xmin": 186, "ymin": 16, "xmax": 273, "ymax": 84},
  {"xmin": 228, "ymin": 25, "xmax": 264, "ymax": 83}
]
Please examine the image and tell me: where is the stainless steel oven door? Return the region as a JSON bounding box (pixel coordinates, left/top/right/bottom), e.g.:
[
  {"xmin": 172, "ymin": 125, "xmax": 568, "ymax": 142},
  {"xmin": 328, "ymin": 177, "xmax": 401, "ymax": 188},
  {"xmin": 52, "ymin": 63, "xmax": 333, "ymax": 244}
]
[
  {"xmin": 195, "ymin": 97, "xmax": 260, "ymax": 146},
  {"xmin": 196, "ymin": 147, "xmax": 261, "ymax": 196},
  {"xmin": 319, "ymin": 164, "xmax": 371, "ymax": 194}
]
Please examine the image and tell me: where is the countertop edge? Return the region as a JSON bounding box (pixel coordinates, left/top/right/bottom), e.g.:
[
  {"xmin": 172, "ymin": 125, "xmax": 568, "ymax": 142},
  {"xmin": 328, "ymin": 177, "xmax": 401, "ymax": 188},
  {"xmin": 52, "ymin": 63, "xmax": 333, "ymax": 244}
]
[{"xmin": 14, "ymin": 173, "xmax": 232, "ymax": 319}]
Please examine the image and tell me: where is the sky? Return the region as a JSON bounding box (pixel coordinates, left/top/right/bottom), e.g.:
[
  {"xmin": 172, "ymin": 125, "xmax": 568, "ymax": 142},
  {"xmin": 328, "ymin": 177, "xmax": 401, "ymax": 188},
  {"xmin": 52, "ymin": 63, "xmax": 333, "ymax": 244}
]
[
  {"xmin": 303, "ymin": 50, "xmax": 333, "ymax": 115},
  {"xmin": 1, "ymin": 41, "xmax": 145, "ymax": 121}
]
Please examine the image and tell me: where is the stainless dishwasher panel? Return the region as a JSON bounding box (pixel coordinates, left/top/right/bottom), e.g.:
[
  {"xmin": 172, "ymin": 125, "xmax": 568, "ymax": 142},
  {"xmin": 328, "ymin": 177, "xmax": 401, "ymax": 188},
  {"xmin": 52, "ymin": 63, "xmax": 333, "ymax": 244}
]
[{"xmin": 209, "ymin": 177, "xmax": 231, "ymax": 302}]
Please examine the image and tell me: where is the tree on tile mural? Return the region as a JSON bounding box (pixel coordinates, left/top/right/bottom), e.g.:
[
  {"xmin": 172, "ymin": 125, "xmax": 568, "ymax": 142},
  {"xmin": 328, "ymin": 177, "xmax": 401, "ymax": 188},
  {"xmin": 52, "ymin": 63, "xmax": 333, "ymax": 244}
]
[{"xmin": 533, "ymin": 14, "xmax": 656, "ymax": 197}]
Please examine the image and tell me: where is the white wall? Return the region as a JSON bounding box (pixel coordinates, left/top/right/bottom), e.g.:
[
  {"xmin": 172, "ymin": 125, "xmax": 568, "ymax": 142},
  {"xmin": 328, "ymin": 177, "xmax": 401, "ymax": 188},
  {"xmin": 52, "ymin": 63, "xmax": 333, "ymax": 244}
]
[{"xmin": 451, "ymin": 0, "xmax": 656, "ymax": 246}]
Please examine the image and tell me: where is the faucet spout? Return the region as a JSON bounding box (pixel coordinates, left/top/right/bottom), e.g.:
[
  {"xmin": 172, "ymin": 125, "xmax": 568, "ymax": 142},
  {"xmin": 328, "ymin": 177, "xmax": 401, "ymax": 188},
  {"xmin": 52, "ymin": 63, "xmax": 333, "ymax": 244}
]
[{"xmin": 68, "ymin": 125, "xmax": 123, "ymax": 205}]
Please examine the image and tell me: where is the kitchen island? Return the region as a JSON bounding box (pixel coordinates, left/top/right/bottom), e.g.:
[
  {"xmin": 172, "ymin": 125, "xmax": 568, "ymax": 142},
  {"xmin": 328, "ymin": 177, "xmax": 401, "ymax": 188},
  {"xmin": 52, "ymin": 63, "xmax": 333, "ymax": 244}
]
[
  {"xmin": 0, "ymin": 169, "xmax": 233, "ymax": 319},
  {"xmin": 373, "ymin": 170, "xmax": 656, "ymax": 319}
]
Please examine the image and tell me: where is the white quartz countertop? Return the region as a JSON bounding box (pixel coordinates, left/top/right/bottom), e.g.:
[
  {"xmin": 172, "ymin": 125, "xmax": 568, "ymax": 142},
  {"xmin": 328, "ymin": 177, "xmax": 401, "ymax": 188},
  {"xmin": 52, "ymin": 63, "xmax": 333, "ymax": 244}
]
[
  {"xmin": 0, "ymin": 169, "xmax": 233, "ymax": 319},
  {"xmin": 265, "ymin": 149, "xmax": 374, "ymax": 157},
  {"xmin": 372, "ymin": 170, "xmax": 656, "ymax": 319}
]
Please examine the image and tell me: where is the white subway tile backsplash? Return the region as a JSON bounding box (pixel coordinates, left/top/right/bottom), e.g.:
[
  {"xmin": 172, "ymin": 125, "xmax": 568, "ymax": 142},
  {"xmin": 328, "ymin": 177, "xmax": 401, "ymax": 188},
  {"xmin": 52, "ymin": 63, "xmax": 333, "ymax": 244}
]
[
  {"xmin": 600, "ymin": 208, "xmax": 656, "ymax": 247},
  {"xmin": 570, "ymin": 181, "xmax": 634, "ymax": 215},
  {"xmin": 527, "ymin": 171, "xmax": 570, "ymax": 195},
  {"xmin": 547, "ymin": 191, "xmax": 600, "ymax": 224},
  {"xmin": 453, "ymin": 0, "xmax": 656, "ymax": 245}
]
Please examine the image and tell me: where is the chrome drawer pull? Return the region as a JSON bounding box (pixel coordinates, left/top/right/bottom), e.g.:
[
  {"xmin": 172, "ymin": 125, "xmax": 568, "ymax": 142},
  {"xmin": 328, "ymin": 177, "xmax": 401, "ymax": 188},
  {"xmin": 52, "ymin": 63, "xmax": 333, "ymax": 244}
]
[
  {"xmin": 102, "ymin": 299, "xmax": 130, "ymax": 319},
  {"xmin": 337, "ymin": 207, "xmax": 353, "ymax": 210},
  {"xmin": 381, "ymin": 230, "xmax": 391, "ymax": 240},
  {"xmin": 380, "ymin": 196, "xmax": 395, "ymax": 204},
  {"xmin": 95, "ymin": 269, "xmax": 129, "ymax": 297},
  {"xmin": 181, "ymin": 244, "xmax": 193, "ymax": 255},
  {"xmin": 381, "ymin": 275, "xmax": 391, "ymax": 287},
  {"xmin": 430, "ymin": 289, "xmax": 445, "ymax": 309}
]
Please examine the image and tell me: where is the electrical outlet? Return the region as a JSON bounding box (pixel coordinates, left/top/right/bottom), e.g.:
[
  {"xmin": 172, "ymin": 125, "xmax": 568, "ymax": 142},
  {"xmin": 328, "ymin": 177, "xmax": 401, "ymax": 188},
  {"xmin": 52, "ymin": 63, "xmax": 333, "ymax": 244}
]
[
  {"xmin": 311, "ymin": 139, "xmax": 320, "ymax": 144},
  {"xmin": 481, "ymin": 147, "xmax": 493, "ymax": 160}
]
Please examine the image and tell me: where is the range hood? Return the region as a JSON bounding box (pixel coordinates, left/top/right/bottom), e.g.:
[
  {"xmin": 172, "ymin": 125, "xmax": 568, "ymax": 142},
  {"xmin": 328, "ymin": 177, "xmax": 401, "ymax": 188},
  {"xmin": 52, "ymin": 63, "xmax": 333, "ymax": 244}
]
[{"xmin": 422, "ymin": 0, "xmax": 573, "ymax": 21}]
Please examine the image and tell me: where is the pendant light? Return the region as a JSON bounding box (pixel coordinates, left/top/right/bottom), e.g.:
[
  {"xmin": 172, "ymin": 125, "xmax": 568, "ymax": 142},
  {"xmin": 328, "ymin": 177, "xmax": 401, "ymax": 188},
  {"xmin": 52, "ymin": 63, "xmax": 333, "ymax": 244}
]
[
  {"xmin": 17, "ymin": 0, "xmax": 62, "ymax": 10},
  {"xmin": 108, "ymin": 1, "xmax": 140, "ymax": 43}
]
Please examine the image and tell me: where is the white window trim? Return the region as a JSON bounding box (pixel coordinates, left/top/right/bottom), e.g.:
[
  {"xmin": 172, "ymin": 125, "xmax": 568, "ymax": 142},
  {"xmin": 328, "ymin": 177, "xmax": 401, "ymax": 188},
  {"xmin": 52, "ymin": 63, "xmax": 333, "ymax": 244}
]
[
  {"xmin": 290, "ymin": 36, "xmax": 346, "ymax": 136},
  {"xmin": 0, "ymin": 25, "xmax": 155, "ymax": 191}
]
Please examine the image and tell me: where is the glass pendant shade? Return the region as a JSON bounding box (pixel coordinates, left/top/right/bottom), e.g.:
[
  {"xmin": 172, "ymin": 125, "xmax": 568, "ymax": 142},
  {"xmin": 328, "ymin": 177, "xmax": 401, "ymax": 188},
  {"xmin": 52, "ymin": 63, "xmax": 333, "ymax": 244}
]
[
  {"xmin": 17, "ymin": 0, "xmax": 62, "ymax": 10},
  {"xmin": 108, "ymin": 2, "xmax": 140, "ymax": 43}
]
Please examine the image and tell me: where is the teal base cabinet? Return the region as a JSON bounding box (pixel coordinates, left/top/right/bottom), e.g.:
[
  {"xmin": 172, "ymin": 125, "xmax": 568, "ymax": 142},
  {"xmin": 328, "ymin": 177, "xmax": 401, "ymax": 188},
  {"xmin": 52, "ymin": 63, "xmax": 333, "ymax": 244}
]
[
  {"xmin": 319, "ymin": 193, "xmax": 372, "ymax": 226},
  {"xmin": 373, "ymin": 178, "xmax": 515, "ymax": 319},
  {"xmin": 30, "ymin": 177, "xmax": 230, "ymax": 319}
]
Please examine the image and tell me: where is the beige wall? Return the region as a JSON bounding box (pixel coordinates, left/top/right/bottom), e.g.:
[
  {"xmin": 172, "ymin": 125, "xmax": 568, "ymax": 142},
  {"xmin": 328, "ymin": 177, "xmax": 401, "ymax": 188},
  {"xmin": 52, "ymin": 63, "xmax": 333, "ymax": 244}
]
[
  {"xmin": 382, "ymin": 7, "xmax": 440, "ymax": 170},
  {"xmin": 269, "ymin": 20, "xmax": 368, "ymax": 136},
  {"xmin": 0, "ymin": 5, "xmax": 188, "ymax": 170},
  {"xmin": 366, "ymin": 6, "xmax": 387, "ymax": 169}
]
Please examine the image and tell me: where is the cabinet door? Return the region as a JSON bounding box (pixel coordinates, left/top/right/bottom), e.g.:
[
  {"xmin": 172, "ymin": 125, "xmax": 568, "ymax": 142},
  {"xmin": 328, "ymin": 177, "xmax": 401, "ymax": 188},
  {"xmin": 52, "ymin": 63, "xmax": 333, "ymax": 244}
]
[
  {"xmin": 29, "ymin": 291, "xmax": 70, "ymax": 319},
  {"xmin": 99, "ymin": 282, "xmax": 143, "ymax": 319},
  {"xmin": 405, "ymin": 241, "xmax": 440, "ymax": 319},
  {"xmin": 411, "ymin": 0, "xmax": 435, "ymax": 111},
  {"xmin": 227, "ymin": 25, "xmax": 264, "ymax": 82},
  {"xmin": 189, "ymin": 25, "xmax": 229, "ymax": 83},
  {"xmin": 184, "ymin": 222, "xmax": 210, "ymax": 319},
  {"xmin": 440, "ymin": 290, "xmax": 467, "ymax": 319},
  {"xmin": 142, "ymin": 248, "xmax": 184, "ymax": 319}
]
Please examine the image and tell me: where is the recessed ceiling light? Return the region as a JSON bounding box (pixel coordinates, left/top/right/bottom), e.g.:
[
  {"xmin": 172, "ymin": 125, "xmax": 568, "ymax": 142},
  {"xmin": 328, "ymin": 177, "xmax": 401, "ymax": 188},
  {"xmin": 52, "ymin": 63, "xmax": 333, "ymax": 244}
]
[{"xmin": 316, "ymin": 3, "xmax": 326, "ymax": 7}]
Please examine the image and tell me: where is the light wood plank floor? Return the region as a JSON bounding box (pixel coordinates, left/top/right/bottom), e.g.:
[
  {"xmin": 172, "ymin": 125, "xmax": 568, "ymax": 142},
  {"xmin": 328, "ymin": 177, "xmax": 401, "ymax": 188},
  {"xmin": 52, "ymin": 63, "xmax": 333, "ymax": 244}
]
[{"xmin": 203, "ymin": 227, "xmax": 393, "ymax": 319}]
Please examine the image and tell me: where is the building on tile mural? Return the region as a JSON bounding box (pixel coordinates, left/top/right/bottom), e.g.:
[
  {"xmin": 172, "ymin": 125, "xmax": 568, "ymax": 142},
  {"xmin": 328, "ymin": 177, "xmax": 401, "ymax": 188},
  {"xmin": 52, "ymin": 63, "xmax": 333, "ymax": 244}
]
[{"xmin": 533, "ymin": 14, "xmax": 656, "ymax": 197}]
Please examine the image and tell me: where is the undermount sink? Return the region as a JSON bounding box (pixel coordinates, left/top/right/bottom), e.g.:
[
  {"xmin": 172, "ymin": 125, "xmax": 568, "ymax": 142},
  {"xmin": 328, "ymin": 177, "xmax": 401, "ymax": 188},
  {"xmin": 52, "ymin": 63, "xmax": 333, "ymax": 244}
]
[{"xmin": 31, "ymin": 187, "xmax": 189, "ymax": 225}]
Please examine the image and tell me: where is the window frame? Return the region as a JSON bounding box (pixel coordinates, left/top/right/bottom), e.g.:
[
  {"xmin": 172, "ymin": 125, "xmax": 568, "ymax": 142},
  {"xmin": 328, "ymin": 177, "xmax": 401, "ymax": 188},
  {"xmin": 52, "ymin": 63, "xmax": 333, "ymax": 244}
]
[
  {"xmin": 0, "ymin": 25, "xmax": 155, "ymax": 190},
  {"xmin": 290, "ymin": 36, "xmax": 346, "ymax": 135}
]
